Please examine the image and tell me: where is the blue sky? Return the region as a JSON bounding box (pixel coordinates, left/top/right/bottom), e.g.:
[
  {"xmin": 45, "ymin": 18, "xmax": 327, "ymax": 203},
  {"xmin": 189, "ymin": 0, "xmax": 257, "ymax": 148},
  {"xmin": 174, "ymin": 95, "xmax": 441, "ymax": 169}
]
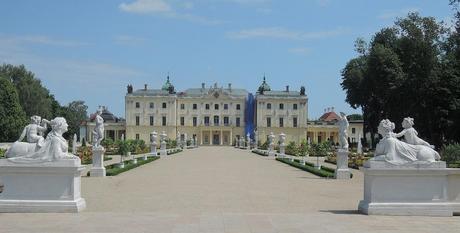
[{"xmin": 0, "ymin": 0, "xmax": 454, "ymax": 119}]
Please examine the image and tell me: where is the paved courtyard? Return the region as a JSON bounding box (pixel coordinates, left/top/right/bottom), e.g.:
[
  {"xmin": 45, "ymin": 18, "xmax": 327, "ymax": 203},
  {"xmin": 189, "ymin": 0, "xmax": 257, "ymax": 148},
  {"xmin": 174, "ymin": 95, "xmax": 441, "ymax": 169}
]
[{"xmin": 1, "ymin": 147, "xmax": 459, "ymax": 233}]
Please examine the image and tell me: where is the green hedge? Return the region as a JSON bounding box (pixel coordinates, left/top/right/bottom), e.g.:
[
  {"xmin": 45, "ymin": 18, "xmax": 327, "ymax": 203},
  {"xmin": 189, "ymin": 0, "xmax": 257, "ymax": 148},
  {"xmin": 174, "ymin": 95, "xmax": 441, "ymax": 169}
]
[
  {"xmin": 276, "ymin": 158, "xmax": 335, "ymax": 178},
  {"xmin": 252, "ymin": 150, "xmax": 268, "ymax": 156},
  {"xmin": 101, "ymin": 156, "xmax": 160, "ymax": 176},
  {"xmin": 82, "ymin": 156, "xmax": 112, "ymax": 165},
  {"xmin": 168, "ymin": 149, "xmax": 183, "ymax": 155}
]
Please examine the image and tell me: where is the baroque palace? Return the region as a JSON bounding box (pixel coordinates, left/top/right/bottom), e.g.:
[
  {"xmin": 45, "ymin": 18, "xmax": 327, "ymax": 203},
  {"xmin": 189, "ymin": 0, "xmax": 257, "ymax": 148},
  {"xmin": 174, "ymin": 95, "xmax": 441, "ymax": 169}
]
[{"xmin": 80, "ymin": 77, "xmax": 363, "ymax": 146}]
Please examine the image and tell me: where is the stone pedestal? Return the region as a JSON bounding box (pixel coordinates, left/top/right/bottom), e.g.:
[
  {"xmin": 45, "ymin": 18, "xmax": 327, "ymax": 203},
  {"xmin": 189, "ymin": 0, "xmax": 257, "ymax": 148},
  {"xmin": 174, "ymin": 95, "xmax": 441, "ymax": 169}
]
[
  {"xmin": 90, "ymin": 147, "xmax": 106, "ymax": 177},
  {"xmin": 159, "ymin": 141, "xmax": 167, "ymax": 156},
  {"xmin": 335, "ymin": 150, "xmax": 351, "ymax": 179},
  {"xmin": 279, "ymin": 144, "xmax": 285, "ymax": 158},
  {"xmin": 0, "ymin": 159, "xmax": 86, "ymax": 213},
  {"xmin": 268, "ymin": 144, "xmax": 275, "ymax": 157},
  {"xmin": 358, "ymin": 160, "xmax": 460, "ymax": 216},
  {"xmin": 150, "ymin": 144, "xmax": 157, "ymax": 156}
]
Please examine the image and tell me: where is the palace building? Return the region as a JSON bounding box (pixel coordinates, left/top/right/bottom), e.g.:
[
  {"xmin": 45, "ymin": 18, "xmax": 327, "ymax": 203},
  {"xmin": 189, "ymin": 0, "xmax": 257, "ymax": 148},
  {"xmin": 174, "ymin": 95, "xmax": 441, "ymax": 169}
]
[{"xmin": 80, "ymin": 77, "xmax": 364, "ymax": 146}]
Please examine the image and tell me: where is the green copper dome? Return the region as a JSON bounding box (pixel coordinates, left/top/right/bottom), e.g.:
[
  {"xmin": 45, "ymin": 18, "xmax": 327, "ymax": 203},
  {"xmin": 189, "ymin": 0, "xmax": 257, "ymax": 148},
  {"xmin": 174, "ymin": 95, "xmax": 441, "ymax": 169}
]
[
  {"xmin": 161, "ymin": 76, "xmax": 176, "ymax": 94},
  {"xmin": 257, "ymin": 76, "xmax": 271, "ymax": 94}
]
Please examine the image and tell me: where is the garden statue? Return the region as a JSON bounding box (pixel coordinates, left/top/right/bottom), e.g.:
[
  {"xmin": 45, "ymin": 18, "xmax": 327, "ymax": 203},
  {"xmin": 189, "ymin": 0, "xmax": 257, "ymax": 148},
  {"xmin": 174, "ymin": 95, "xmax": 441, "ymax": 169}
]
[
  {"xmin": 393, "ymin": 117, "xmax": 433, "ymax": 148},
  {"xmin": 72, "ymin": 133, "xmax": 77, "ymax": 155},
  {"xmin": 371, "ymin": 119, "xmax": 440, "ymax": 165},
  {"xmin": 6, "ymin": 115, "xmax": 50, "ymax": 158},
  {"xmin": 338, "ymin": 112, "xmax": 349, "ymax": 150},
  {"xmin": 357, "ymin": 133, "xmax": 363, "ymax": 154},
  {"xmin": 92, "ymin": 107, "xmax": 104, "ymax": 148},
  {"xmin": 279, "ymin": 133, "xmax": 286, "ymax": 157},
  {"xmin": 254, "ymin": 132, "xmax": 258, "ymax": 149},
  {"xmin": 246, "ymin": 133, "xmax": 250, "ymax": 149},
  {"xmin": 8, "ymin": 117, "xmax": 79, "ymax": 162},
  {"xmin": 268, "ymin": 132, "xmax": 276, "ymax": 156},
  {"xmin": 160, "ymin": 131, "xmax": 167, "ymax": 156},
  {"xmin": 150, "ymin": 131, "xmax": 158, "ymax": 155},
  {"xmin": 176, "ymin": 131, "xmax": 181, "ymax": 148}
]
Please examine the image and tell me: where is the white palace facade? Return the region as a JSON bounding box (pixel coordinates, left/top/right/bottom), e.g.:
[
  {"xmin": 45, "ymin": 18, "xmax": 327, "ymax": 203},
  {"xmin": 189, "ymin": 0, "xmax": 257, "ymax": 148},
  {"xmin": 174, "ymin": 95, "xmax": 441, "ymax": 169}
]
[{"xmin": 81, "ymin": 77, "xmax": 363, "ymax": 146}]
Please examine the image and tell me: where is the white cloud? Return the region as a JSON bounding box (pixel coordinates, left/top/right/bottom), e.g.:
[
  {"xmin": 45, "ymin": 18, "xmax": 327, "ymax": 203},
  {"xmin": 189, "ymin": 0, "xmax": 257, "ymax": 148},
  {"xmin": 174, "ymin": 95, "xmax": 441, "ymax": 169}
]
[
  {"xmin": 119, "ymin": 0, "xmax": 171, "ymax": 14},
  {"xmin": 227, "ymin": 27, "xmax": 348, "ymax": 40},
  {"xmin": 0, "ymin": 34, "xmax": 87, "ymax": 47},
  {"xmin": 378, "ymin": 7, "xmax": 420, "ymax": 20},
  {"xmin": 114, "ymin": 35, "xmax": 147, "ymax": 46},
  {"xmin": 288, "ymin": 47, "xmax": 311, "ymax": 55},
  {"xmin": 119, "ymin": 0, "xmax": 222, "ymax": 25}
]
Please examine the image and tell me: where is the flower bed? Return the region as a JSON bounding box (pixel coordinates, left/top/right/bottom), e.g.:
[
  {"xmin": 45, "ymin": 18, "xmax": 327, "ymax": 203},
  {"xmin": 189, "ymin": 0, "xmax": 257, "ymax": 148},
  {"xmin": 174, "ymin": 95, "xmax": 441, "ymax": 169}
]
[{"xmin": 325, "ymin": 153, "xmax": 371, "ymax": 170}]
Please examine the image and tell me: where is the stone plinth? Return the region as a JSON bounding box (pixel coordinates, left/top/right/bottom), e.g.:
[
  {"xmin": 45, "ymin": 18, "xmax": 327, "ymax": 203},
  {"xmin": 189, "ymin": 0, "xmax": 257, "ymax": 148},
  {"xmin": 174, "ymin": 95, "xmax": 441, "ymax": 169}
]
[
  {"xmin": 358, "ymin": 160, "xmax": 460, "ymax": 216},
  {"xmin": 335, "ymin": 150, "xmax": 351, "ymax": 179},
  {"xmin": 150, "ymin": 144, "xmax": 157, "ymax": 156},
  {"xmin": 0, "ymin": 159, "xmax": 86, "ymax": 213},
  {"xmin": 90, "ymin": 147, "xmax": 106, "ymax": 177},
  {"xmin": 279, "ymin": 145, "xmax": 285, "ymax": 158},
  {"xmin": 159, "ymin": 142, "xmax": 167, "ymax": 156},
  {"xmin": 268, "ymin": 144, "xmax": 275, "ymax": 157}
]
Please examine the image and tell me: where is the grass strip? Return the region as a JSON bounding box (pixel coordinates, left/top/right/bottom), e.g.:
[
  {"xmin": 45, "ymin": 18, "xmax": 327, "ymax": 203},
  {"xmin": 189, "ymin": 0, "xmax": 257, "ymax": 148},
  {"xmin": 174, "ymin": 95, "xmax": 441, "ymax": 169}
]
[
  {"xmin": 103, "ymin": 156, "xmax": 160, "ymax": 176},
  {"xmin": 276, "ymin": 158, "xmax": 335, "ymax": 178},
  {"xmin": 82, "ymin": 157, "xmax": 112, "ymax": 165}
]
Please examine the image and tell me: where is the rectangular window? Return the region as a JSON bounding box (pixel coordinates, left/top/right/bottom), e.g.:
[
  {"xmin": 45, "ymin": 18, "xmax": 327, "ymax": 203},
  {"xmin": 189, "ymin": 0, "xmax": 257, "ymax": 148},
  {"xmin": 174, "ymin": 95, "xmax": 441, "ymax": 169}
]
[
  {"xmin": 135, "ymin": 102, "xmax": 140, "ymax": 108},
  {"xmin": 267, "ymin": 117, "xmax": 271, "ymax": 127},
  {"xmin": 224, "ymin": 104, "xmax": 228, "ymax": 110},
  {"xmin": 136, "ymin": 134, "xmax": 140, "ymax": 140},
  {"xmin": 181, "ymin": 117, "xmax": 185, "ymax": 126},
  {"xmin": 293, "ymin": 104, "xmax": 298, "ymax": 110},
  {"xmin": 214, "ymin": 116, "xmax": 219, "ymax": 125},
  {"xmin": 267, "ymin": 103, "xmax": 271, "ymax": 109},
  {"xmin": 279, "ymin": 103, "xmax": 284, "ymax": 110},
  {"xmin": 150, "ymin": 116, "xmax": 154, "ymax": 126},
  {"xmin": 135, "ymin": 116, "xmax": 140, "ymax": 126},
  {"xmin": 214, "ymin": 104, "xmax": 219, "ymax": 110},
  {"xmin": 162, "ymin": 102, "xmax": 167, "ymax": 109},
  {"xmin": 236, "ymin": 117, "xmax": 240, "ymax": 127},
  {"xmin": 180, "ymin": 104, "xmax": 185, "ymax": 110},
  {"xmin": 205, "ymin": 104, "xmax": 210, "ymax": 110},
  {"xmin": 352, "ymin": 128, "xmax": 356, "ymax": 134},
  {"xmin": 279, "ymin": 117, "xmax": 284, "ymax": 127},
  {"xmin": 193, "ymin": 104, "xmax": 197, "ymax": 110},
  {"xmin": 162, "ymin": 116, "xmax": 166, "ymax": 126},
  {"xmin": 204, "ymin": 116, "xmax": 210, "ymax": 125},
  {"xmin": 193, "ymin": 117, "xmax": 197, "ymax": 126},
  {"xmin": 293, "ymin": 117, "xmax": 298, "ymax": 128},
  {"xmin": 224, "ymin": 116, "xmax": 229, "ymax": 125},
  {"xmin": 236, "ymin": 104, "xmax": 241, "ymax": 110},
  {"xmin": 149, "ymin": 102, "xmax": 154, "ymax": 109}
]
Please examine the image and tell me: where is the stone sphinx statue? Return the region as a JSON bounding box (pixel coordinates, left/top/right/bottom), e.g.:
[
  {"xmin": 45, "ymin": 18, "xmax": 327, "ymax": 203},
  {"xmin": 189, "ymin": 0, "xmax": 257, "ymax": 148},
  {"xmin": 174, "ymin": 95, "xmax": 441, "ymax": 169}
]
[
  {"xmin": 6, "ymin": 115, "xmax": 50, "ymax": 158},
  {"xmin": 8, "ymin": 117, "xmax": 79, "ymax": 163},
  {"xmin": 371, "ymin": 119, "xmax": 440, "ymax": 165}
]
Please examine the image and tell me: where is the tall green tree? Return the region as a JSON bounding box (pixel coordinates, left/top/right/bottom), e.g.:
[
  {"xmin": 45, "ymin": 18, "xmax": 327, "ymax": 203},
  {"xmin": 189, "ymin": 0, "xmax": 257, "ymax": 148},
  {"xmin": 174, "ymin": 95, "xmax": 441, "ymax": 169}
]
[
  {"xmin": 59, "ymin": 100, "xmax": 88, "ymax": 139},
  {"xmin": 0, "ymin": 77, "xmax": 27, "ymax": 142},
  {"xmin": 341, "ymin": 12, "xmax": 455, "ymax": 148},
  {"xmin": 0, "ymin": 64, "xmax": 58, "ymax": 118}
]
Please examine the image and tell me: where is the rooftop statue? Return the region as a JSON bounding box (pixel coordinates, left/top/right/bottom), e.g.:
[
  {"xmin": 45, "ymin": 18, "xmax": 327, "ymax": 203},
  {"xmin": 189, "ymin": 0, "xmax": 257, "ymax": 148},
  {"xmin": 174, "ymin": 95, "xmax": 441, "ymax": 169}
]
[
  {"xmin": 6, "ymin": 115, "xmax": 50, "ymax": 158},
  {"xmin": 372, "ymin": 119, "xmax": 440, "ymax": 165},
  {"xmin": 92, "ymin": 108, "xmax": 104, "ymax": 148},
  {"xmin": 8, "ymin": 117, "xmax": 79, "ymax": 163}
]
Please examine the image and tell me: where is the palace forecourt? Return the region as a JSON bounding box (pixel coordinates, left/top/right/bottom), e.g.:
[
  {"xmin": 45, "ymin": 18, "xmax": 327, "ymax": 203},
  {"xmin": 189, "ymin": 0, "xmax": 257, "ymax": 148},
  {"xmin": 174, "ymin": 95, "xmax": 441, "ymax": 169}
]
[{"xmin": 1, "ymin": 147, "xmax": 459, "ymax": 233}]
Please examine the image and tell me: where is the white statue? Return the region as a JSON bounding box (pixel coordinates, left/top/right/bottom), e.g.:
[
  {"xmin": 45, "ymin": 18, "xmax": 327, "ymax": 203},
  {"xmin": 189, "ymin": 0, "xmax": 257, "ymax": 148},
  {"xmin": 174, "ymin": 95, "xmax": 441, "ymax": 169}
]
[
  {"xmin": 279, "ymin": 133, "xmax": 286, "ymax": 145},
  {"xmin": 372, "ymin": 119, "xmax": 440, "ymax": 165},
  {"xmin": 269, "ymin": 132, "xmax": 275, "ymax": 145},
  {"xmin": 151, "ymin": 131, "xmax": 158, "ymax": 144},
  {"xmin": 338, "ymin": 112, "xmax": 349, "ymax": 150},
  {"xmin": 394, "ymin": 117, "xmax": 433, "ymax": 148},
  {"xmin": 8, "ymin": 117, "xmax": 79, "ymax": 163},
  {"xmin": 357, "ymin": 133, "xmax": 363, "ymax": 154},
  {"xmin": 92, "ymin": 108, "xmax": 104, "ymax": 148},
  {"xmin": 6, "ymin": 115, "xmax": 50, "ymax": 158}
]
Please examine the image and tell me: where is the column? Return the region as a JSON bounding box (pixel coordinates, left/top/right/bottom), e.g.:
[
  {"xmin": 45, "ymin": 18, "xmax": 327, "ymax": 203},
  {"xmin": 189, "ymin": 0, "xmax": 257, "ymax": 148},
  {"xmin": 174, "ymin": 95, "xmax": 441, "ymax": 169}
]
[
  {"xmin": 220, "ymin": 129, "xmax": 223, "ymax": 145},
  {"xmin": 200, "ymin": 130, "xmax": 203, "ymax": 145},
  {"xmin": 230, "ymin": 130, "xmax": 233, "ymax": 146}
]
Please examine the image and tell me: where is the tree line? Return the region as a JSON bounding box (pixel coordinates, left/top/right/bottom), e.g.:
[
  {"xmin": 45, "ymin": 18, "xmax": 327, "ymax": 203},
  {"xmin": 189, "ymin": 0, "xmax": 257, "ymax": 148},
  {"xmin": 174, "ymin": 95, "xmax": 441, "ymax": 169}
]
[
  {"xmin": 341, "ymin": 1, "xmax": 460, "ymax": 148},
  {"xmin": 0, "ymin": 64, "xmax": 88, "ymax": 142}
]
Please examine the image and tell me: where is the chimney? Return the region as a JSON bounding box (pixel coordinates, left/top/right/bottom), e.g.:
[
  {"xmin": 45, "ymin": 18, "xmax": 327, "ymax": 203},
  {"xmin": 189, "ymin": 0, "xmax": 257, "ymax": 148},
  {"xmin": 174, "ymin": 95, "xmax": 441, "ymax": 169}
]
[
  {"xmin": 286, "ymin": 85, "xmax": 289, "ymax": 92},
  {"xmin": 144, "ymin": 84, "xmax": 147, "ymax": 91},
  {"xmin": 332, "ymin": 107, "xmax": 335, "ymax": 112},
  {"xmin": 228, "ymin": 83, "xmax": 232, "ymax": 91},
  {"xmin": 127, "ymin": 84, "xmax": 133, "ymax": 94},
  {"xmin": 202, "ymin": 83, "xmax": 205, "ymax": 89}
]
